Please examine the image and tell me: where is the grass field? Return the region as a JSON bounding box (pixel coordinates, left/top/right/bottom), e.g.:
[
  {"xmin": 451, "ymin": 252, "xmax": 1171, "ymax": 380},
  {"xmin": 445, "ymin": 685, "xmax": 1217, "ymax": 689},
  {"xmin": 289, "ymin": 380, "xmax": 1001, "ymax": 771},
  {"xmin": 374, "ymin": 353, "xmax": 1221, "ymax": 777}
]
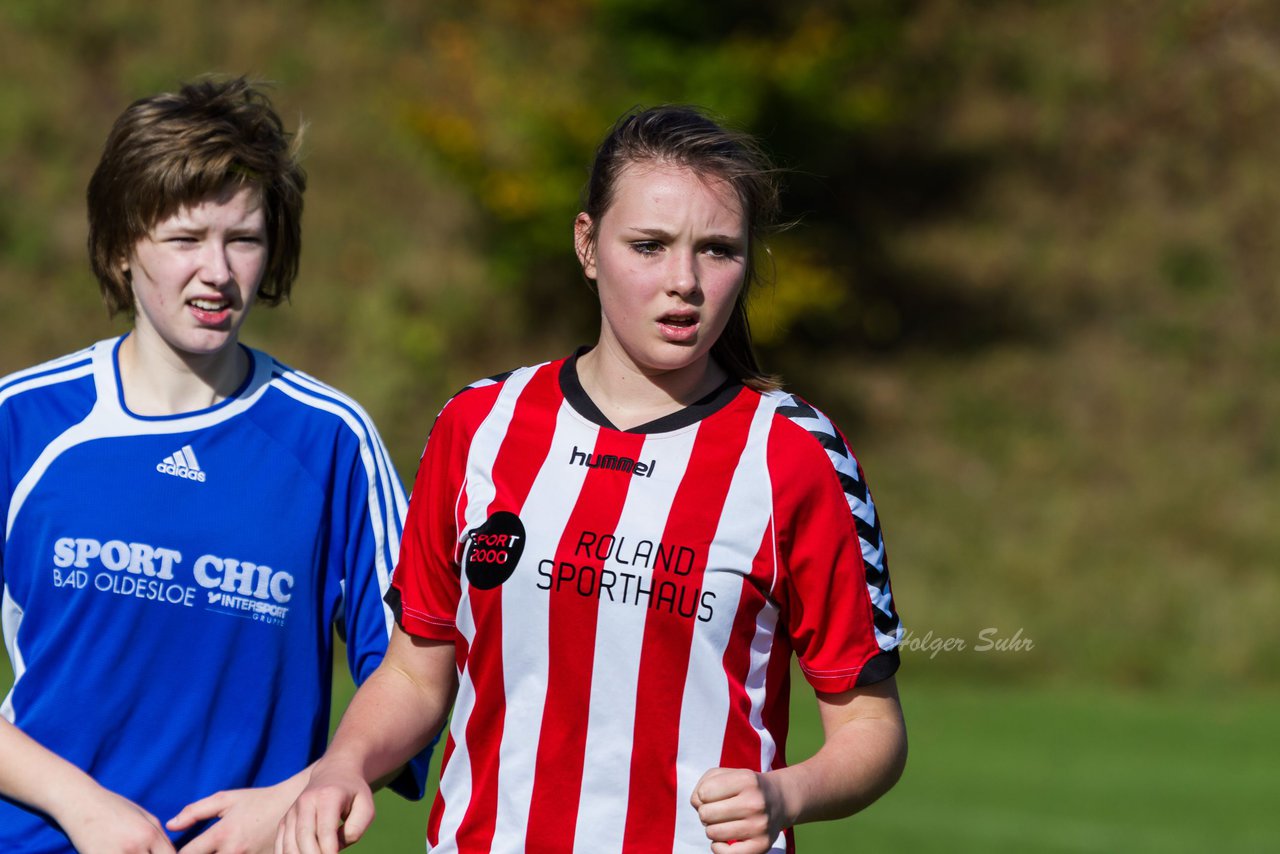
[{"xmin": 333, "ymin": 672, "xmax": 1279, "ymax": 853}]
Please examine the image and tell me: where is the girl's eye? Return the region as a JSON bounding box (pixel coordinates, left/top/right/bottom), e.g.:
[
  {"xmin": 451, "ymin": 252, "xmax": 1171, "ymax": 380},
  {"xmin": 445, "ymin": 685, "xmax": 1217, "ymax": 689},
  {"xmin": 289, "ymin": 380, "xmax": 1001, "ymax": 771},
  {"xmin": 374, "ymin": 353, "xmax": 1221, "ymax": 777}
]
[
  {"xmin": 705, "ymin": 244, "xmax": 741, "ymax": 259},
  {"xmin": 631, "ymin": 241, "xmax": 661, "ymax": 256}
]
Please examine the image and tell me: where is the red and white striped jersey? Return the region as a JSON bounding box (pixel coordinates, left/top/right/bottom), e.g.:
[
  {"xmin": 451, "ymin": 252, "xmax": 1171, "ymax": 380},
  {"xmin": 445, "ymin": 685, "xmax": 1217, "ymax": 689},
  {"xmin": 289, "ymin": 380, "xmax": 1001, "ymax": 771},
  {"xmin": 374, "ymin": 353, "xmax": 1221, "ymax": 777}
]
[{"xmin": 389, "ymin": 354, "xmax": 902, "ymax": 853}]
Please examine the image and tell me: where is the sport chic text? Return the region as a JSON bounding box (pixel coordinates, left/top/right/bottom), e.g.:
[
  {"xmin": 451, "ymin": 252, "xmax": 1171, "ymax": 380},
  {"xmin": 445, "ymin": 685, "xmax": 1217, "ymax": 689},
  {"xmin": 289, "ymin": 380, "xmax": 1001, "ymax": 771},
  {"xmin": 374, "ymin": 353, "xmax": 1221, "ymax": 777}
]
[{"xmin": 50, "ymin": 535, "xmax": 294, "ymax": 625}]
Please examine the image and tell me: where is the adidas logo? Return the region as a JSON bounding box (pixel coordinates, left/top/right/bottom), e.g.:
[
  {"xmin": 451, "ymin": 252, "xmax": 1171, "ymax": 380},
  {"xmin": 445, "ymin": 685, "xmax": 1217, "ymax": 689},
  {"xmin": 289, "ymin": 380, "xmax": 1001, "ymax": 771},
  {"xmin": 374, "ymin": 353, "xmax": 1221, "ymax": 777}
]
[{"xmin": 156, "ymin": 444, "xmax": 207, "ymax": 482}]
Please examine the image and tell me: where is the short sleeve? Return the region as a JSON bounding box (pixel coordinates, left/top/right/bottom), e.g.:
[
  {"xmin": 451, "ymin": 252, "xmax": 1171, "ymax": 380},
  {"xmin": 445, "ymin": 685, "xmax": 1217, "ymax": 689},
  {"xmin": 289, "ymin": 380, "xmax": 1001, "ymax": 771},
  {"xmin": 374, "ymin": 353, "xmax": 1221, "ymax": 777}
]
[
  {"xmin": 331, "ymin": 412, "xmax": 431, "ymax": 800},
  {"xmin": 333, "ymin": 419, "xmax": 407, "ymax": 679},
  {"xmin": 770, "ymin": 402, "xmax": 902, "ymax": 693},
  {"xmin": 0, "ymin": 403, "xmax": 10, "ymax": 586},
  {"xmin": 386, "ymin": 395, "xmax": 472, "ymax": 641}
]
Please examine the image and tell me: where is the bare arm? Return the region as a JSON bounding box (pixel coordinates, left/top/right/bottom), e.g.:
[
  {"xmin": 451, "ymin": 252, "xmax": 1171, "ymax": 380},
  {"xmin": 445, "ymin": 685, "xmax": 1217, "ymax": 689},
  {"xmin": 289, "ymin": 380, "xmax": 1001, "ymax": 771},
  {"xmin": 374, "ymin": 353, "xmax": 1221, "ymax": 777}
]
[
  {"xmin": 691, "ymin": 676, "xmax": 907, "ymax": 853},
  {"xmin": 0, "ymin": 717, "xmax": 177, "ymax": 854},
  {"xmin": 276, "ymin": 626, "xmax": 457, "ymax": 853}
]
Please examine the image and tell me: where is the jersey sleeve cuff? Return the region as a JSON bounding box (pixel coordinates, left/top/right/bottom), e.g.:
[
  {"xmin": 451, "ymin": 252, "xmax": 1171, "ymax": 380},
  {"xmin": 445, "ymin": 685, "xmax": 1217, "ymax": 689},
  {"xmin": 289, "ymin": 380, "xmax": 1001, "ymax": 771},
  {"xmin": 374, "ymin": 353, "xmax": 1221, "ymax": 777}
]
[
  {"xmin": 799, "ymin": 648, "xmax": 900, "ymax": 693},
  {"xmin": 384, "ymin": 585, "xmax": 457, "ymax": 641}
]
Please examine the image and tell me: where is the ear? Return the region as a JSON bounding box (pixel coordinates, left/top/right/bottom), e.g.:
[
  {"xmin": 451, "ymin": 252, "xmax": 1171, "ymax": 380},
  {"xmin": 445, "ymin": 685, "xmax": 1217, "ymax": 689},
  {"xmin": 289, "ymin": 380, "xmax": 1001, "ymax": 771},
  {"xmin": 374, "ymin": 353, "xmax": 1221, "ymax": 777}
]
[{"xmin": 573, "ymin": 213, "xmax": 597, "ymax": 280}]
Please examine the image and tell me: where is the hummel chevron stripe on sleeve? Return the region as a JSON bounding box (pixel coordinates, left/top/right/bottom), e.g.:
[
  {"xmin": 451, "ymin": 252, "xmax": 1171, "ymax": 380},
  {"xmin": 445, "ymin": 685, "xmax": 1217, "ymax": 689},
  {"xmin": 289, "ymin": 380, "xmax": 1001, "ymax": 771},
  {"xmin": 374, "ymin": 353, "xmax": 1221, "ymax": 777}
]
[{"xmin": 775, "ymin": 396, "xmax": 902, "ymax": 651}]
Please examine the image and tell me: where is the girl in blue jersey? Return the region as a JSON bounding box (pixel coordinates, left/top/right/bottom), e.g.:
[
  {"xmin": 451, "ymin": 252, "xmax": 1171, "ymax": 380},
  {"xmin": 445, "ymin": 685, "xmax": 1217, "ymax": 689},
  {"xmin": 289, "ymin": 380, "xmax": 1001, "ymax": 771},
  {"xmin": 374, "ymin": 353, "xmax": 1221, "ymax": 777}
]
[{"xmin": 0, "ymin": 78, "xmax": 426, "ymax": 853}]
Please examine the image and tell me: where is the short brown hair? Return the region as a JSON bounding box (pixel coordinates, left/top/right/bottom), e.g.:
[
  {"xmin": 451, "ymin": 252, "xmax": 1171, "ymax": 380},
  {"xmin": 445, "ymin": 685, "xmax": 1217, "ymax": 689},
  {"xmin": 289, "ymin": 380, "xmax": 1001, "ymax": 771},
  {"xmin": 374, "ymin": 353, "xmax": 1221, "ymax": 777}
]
[
  {"xmin": 580, "ymin": 105, "xmax": 782, "ymax": 392},
  {"xmin": 87, "ymin": 76, "xmax": 306, "ymax": 315}
]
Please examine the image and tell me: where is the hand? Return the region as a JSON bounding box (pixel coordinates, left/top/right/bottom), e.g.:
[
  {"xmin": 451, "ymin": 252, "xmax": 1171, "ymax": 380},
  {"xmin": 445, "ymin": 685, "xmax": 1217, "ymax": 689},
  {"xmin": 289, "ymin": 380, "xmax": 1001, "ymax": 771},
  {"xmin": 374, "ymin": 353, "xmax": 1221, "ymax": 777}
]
[
  {"xmin": 170, "ymin": 774, "xmax": 308, "ymax": 854},
  {"xmin": 274, "ymin": 764, "xmax": 375, "ymax": 854},
  {"xmin": 690, "ymin": 767, "xmax": 789, "ymax": 854},
  {"xmin": 58, "ymin": 786, "xmax": 177, "ymax": 854}
]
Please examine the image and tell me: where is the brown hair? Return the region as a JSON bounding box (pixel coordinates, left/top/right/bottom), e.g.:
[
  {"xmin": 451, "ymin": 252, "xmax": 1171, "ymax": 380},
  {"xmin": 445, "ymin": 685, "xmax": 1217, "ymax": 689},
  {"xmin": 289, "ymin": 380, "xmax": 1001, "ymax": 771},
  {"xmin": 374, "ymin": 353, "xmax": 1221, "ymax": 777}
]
[
  {"xmin": 87, "ymin": 76, "xmax": 306, "ymax": 315},
  {"xmin": 580, "ymin": 105, "xmax": 782, "ymax": 391}
]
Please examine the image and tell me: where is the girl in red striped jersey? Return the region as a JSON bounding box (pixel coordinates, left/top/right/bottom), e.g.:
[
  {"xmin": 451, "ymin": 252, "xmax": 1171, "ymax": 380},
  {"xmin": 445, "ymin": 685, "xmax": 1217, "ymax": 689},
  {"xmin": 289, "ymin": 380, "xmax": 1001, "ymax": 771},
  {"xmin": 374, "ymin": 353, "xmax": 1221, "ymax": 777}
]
[{"xmin": 280, "ymin": 106, "xmax": 907, "ymax": 854}]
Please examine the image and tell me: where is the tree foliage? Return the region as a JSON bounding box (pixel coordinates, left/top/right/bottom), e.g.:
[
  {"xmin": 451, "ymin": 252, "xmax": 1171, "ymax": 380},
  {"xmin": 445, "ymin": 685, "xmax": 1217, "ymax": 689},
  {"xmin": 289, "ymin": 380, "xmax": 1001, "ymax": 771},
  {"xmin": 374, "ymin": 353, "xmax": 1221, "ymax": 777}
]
[{"xmin": 2, "ymin": 0, "xmax": 1278, "ymax": 689}]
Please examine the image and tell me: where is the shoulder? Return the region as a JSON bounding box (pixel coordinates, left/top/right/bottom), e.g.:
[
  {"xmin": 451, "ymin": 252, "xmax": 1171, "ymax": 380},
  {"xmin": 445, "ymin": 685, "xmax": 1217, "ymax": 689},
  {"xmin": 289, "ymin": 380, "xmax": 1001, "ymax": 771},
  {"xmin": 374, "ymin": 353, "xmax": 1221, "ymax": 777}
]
[
  {"xmin": 757, "ymin": 388, "xmax": 879, "ymax": 507},
  {"xmin": 0, "ymin": 344, "xmax": 100, "ymax": 408},
  {"xmin": 433, "ymin": 358, "xmax": 561, "ymax": 431},
  {"xmin": 257, "ymin": 351, "xmax": 387, "ymax": 443},
  {"xmin": 761, "ymin": 389, "xmax": 862, "ymax": 467},
  {"xmin": 454, "ymin": 359, "xmax": 558, "ymax": 403},
  {"xmin": 0, "ymin": 344, "xmax": 103, "ymax": 438},
  {"xmin": 0, "ymin": 345, "xmax": 105, "ymax": 479}
]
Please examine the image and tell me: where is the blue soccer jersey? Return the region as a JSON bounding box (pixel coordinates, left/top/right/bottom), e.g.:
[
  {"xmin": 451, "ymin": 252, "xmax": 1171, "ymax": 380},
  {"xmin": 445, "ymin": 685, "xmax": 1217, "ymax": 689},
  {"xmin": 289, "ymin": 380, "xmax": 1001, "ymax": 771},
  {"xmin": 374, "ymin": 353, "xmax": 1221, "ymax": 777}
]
[{"xmin": 0, "ymin": 337, "xmax": 428, "ymax": 852}]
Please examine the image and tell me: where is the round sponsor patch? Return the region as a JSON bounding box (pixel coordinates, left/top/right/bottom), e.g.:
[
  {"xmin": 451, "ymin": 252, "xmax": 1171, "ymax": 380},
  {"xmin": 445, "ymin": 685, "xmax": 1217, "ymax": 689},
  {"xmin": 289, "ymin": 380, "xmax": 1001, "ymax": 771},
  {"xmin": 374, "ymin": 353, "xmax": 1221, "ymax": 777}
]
[{"xmin": 462, "ymin": 511, "xmax": 526, "ymax": 590}]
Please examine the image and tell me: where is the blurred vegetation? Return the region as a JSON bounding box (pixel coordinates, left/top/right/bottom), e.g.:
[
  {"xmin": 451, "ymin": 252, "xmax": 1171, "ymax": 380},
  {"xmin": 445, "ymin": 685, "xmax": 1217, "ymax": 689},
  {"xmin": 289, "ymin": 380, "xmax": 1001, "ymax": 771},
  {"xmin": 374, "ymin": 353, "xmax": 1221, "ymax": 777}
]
[{"xmin": 2, "ymin": 0, "xmax": 1278, "ymax": 694}]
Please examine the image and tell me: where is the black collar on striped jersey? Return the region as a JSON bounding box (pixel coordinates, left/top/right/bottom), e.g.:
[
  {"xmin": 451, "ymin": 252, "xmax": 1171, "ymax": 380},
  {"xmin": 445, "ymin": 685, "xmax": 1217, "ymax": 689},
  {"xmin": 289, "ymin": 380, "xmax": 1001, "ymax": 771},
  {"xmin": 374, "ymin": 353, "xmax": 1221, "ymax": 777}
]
[{"xmin": 560, "ymin": 348, "xmax": 743, "ymax": 434}]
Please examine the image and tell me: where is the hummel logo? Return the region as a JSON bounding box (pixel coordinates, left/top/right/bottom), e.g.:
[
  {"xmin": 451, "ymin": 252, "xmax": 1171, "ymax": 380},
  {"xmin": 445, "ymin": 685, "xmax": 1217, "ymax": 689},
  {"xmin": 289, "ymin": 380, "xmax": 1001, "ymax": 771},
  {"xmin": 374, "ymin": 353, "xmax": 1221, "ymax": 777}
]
[
  {"xmin": 569, "ymin": 445, "xmax": 655, "ymax": 478},
  {"xmin": 156, "ymin": 444, "xmax": 207, "ymax": 483}
]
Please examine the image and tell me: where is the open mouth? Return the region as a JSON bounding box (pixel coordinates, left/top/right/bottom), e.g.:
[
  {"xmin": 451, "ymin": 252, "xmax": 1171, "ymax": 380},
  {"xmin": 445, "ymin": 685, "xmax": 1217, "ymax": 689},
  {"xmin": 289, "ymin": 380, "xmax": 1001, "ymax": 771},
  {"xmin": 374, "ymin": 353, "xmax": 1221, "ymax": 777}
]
[
  {"xmin": 660, "ymin": 313, "xmax": 698, "ymax": 328},
  {"xmin": 657, "ymin": 312, "xmax": 701, "ymax": 343},
  {"xmin": 188, "ymin": 296, "xmax": 235, "ymax": 325}
]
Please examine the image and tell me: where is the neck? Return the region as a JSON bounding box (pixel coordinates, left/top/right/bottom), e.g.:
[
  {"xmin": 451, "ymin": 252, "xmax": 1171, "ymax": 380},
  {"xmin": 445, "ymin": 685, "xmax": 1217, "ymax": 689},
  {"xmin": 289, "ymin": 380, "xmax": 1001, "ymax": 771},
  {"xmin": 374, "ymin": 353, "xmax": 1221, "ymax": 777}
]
[
  {"xmin": 117, "ymin": 333, "xmax": 249, "ymax": 416},
  {"xmin": 576, "ymin": 341, "xmax": 727, "ymax": 431}
]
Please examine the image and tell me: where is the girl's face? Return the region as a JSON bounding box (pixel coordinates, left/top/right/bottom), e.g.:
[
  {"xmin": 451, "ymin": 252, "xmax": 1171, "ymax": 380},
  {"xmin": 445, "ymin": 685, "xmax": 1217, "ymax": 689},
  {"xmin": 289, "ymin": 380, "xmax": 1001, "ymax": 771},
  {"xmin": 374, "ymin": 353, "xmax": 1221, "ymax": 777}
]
[
  {"xmin": 576, "ymin": 161, "xmax": 747, "ymax": 384},
  {"xmin": 124, "ymin": 184, "xmax": 267, "ymax": 366}
]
